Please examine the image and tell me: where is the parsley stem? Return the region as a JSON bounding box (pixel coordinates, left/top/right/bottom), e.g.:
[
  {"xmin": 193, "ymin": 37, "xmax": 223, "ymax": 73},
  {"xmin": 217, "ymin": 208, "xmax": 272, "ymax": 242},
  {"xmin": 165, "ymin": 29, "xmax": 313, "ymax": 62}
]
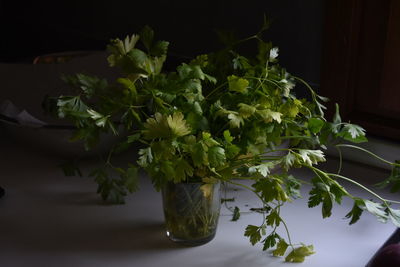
[
  {"xmin": 204, "ymin": 82, "xmax": 228, "ymax": 99},
  {"xmin": 335, "ymin": 146, "xmax": 343, "ymax": 174},
  {"xmin": 278, "ymin": 204, "xmax": 295, "ymax": 249},
  {"xmin": 335, "ymin": 144, "xmax": 400, "ymax": 167},
  {"xmin": 280, "ymin": 135, "xmax": 312, "ymax": 140},
  {"xmin": 326, "ymin": 172, "xmax": 400, "ymax": 205}
]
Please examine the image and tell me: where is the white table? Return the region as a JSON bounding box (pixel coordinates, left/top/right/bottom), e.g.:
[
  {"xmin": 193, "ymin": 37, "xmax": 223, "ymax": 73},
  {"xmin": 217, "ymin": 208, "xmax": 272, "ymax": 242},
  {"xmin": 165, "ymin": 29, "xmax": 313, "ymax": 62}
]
[{"xmin": 0, "ymin": 136, "xmax": 397, "ymax": 267}]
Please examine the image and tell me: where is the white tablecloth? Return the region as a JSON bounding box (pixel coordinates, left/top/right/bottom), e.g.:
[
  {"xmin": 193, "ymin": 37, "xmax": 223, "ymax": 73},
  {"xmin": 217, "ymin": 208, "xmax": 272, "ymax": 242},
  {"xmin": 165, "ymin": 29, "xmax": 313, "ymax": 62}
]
[{"xmin": 0, "ymin": 136, "xmax": 397, "ymax": 267}]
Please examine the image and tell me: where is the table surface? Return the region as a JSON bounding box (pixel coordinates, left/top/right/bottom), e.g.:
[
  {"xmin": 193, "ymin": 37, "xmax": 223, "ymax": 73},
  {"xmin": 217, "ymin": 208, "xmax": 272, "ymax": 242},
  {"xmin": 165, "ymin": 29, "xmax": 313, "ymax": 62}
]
[{"xmin": 0, "ymin": 136, "xmax": 398, "ymax": 267}]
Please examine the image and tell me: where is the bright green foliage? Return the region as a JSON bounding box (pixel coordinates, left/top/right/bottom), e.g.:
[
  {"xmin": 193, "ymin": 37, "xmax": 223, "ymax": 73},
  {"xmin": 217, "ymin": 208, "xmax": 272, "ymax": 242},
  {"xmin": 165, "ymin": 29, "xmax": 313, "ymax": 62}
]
[
  {"xmin": 143, "ymin": 112, "xmax": 191, "ymax": 139},
  {"xmin": 338, "ymin": 124, "xmax": 367, "ymax": 143},
  {"xmin": 345, "ymin": 198, "xmax": 364, "ymax": 225},
  {"xmin": 363, "ymin": 200, "xmax": 388, "ymax": 223},
  {"xmin": 308, "ymin": 176, "xmax": 348, "ymax": 218},
  {"xmin": 308, "ymin": 118, "xmax": 324, "ymax": 134},
  {"xmin": 50, "ymin": 25, "xmax": 400, "ymax": 263},
  {"xmin": 262, "ymin": 233, "xmax": 280, "ymax": 251},
  {"xmin": 208, "ymin": 146, "xmax": 226, "ymax": 167},
  {"xmin": 253, "ymin": 176, "xmax": 288, "ymax": 202},
  {"xmin": 297, "ymin": 150, "xmax": 325, "ymax": 166},
  {"xmin": 272, "ymin": 239, "xmax": 289, "ymax": 256},
  {"xmin": 285, "ymin": 245, "xmax": 315, "ymax": 263},
  {"xmin": 227, "ymin": 75, "xmax": 249, "ymax": 94},
  {"xmin": 266, "ymin": 209, "xmax": 281, "ymax": 226},
  {"xmin": 244, "ymin": 225, "xmax": 262, "ymax": 245}
]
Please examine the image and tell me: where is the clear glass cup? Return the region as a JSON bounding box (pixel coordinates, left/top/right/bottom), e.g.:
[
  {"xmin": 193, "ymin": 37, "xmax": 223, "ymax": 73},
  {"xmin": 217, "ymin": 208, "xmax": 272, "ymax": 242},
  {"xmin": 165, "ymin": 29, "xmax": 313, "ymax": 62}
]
[{"xmin": 162, "ymin": 181, "xmax": 221, "ymax": 246}]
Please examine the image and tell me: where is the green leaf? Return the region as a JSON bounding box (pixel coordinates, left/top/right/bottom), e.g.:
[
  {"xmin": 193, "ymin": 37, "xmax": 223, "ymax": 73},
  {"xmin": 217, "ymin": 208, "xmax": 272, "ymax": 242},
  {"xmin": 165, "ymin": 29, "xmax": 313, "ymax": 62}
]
[
  {"xmin": 191, "ymin": 142, "xmax": 208, "ymax": 167},
  {"xmin": 90, "ymin": 168, "xmax": 127, "ymax": 204},
  {"xmin": 208, "ymin": 146, "xmax": 226, "ymax": 167},
  {"xmin": 272, "ymin": 239, "xmax": 289, "ymax": 257},
  {"xmin": 137, "ymin": 147, "xmax": 153, "ymax": 167},
  {"xmin": 228, "ymin": 113, "xmax": 244, "ymax": 128},
  {"xmin": 253, "ymin": 177, "xmax": 288, "ymax": 202},
  {"xmin": 363, "ymin": 200, "xmax": 388, "ymax": 223},
  {"xmin": 221, "ymin": 197, "xmax": 235, "ymax": 203},
  {"xmin": 107, "ymin": 34, "xmax": 140, "ymax": 66},
  {"xmin": 166, "ymin": 112, "xmax": 192, "ymax": 137},
  {"xmin": 231, "ymin": 206, "xmax": 241, "ymax": 221},
  {"xmin": 297, "ymin": 150, "xmax": 325, "ymax": 166},
  {"xmin": 262, "ymin": 233, "xmax": 279, "ymax": 251},
  {"xmin": 174, "ymin": 158, "xmax": 194, "ymax": 182},
  {"xmin": 127, "ymin": 133, "xmax": 141, "ymax": 143},
  {"xmin": 244, "ymin": 225, "xmax": 262, "ymax": 245},
  {"xmin": 143, "ymin": 112, "xmax": 191, "ymax": 139},
  {"xmin": 338, "ymin": 124, "xmax": 367, "ymax": 143},
  {"xmin": 160, "ymin": 161, "xmax": 176, "ymax": 179},
  {"xmin": 223, "ymin": 130, "xmax": 234, "ymax": 143},
  {"xmin": 202, "ymin": 132, "xmax": 219, "ymax": 147},
  {"xmin": 59, "ymin": 161, "xmax": 82, "ymax": 177},
  {"xmin": 238, "ymin": 103, "xmax": 256, "ymax": 118},
  {"xmin": 87, "ymin": 109, "xmax": 109, "ymax": 127},
  {"xmin": 125, "ymin": 165, "xmax": 139, "ymax": 192},
  {"xmin": 284, "ymin": 175, "xmax": 302, "ymax": 199},
  {"xmin": 333, "ymin": 103, "xmax": 342, "ymax": 125},
  {"xmin": 308, "ymin": 181, "xmax": 333, "ymax": 218},
  {"xmin": 256, "ymin": 109, "xmax": 282, "ymax": 123},
  {"xmin": 266, "ymin": 209, "xmax": 281, "ymax": 226},
  {"xmin": 280, "ymin": 152, "xmax": 297, "ymax": 171},
  {"xmin": 57, "ymin": 96, "xmax": 89, "ymax": 119},
  {"xmin": 257, "ymin": 40, "xmax": 272, "ymax": 63},
  {"xmin": 249, "ymin": 161, "xmax": 277, "ymax": 177},
  {"xmin": 227, "ymin": 75, "xmax": 249, "ymax": 94},
  {"xmin": 226, "ymin": 144, "xmax": 240, "ymax": 159},
  {"xmin": 285, "ymin": 245, "xmax": 315, "ymax": 263},
  {"xmin": 345, "ymin": 198, "xmax": 364, "ymax": 225},
  {"xmin": 388, "ymin": 208, "xmax": 400, "ymax": 228},
  {"xmin": 117, "ymin": 77, "xmax": 137, "ymax": 95},
  {"xmin": 308, "ymin": 118, "xmax": 324, "ymax": 134},
  {"xmin": 376, "ymin": 161, "xmax": 400, "ymax": 192},
  {"xmin": 140, "ymin": 25, "xmax": 154, "ymax": 51}
]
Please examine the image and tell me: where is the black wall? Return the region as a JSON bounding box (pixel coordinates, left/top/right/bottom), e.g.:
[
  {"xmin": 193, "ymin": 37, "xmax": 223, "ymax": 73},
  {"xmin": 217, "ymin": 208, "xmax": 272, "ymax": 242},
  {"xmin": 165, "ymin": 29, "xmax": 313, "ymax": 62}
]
[{"xmin": 0, "ymin": 0, "xmax": 325, "ymax": 85}]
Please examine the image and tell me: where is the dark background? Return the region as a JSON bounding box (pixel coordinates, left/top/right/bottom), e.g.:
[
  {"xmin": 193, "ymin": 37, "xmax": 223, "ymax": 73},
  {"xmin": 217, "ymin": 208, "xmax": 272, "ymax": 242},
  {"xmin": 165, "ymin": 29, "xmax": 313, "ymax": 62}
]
[{"xmin": 0, "ymin": 0, "xmax": 325, "ymax": 86}]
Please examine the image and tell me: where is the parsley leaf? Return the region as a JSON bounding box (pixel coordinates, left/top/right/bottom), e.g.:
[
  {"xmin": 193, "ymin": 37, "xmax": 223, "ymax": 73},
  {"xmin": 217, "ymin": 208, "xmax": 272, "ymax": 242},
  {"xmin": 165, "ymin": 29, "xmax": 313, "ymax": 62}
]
[
  {"xmin": 244, "ymin": 225, "xmax": 262, "ymax": 245},
  {"xmin": 272, "ymin": 239, "xmax": 289, "ymax": 257},
  {"xmin": 228, "ymin": 75, "xmax": 249, "ymax": 94},
  {"xmin": 231, "ymin": 206, "xmax": 241, "ymax": 221},
  {"xmin": 285, "ymin": 245, "xmax": 315, "ymax": 263}
]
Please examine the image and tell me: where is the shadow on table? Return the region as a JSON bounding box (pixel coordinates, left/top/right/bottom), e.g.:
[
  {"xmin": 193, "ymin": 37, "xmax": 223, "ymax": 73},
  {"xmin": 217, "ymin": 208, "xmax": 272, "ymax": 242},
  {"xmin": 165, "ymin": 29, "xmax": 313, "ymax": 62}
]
[{"xmin": 0, "ymin": 221, "xmax": 189, "ymax": 253}]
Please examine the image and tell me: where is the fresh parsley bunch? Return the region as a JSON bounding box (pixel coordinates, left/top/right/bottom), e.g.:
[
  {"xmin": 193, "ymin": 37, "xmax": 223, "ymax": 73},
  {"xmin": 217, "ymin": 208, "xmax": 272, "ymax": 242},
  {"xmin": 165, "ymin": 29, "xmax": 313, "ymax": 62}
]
[{"xmin": 51, "ymin": 22, "xmax": 400, "ymax": 262}]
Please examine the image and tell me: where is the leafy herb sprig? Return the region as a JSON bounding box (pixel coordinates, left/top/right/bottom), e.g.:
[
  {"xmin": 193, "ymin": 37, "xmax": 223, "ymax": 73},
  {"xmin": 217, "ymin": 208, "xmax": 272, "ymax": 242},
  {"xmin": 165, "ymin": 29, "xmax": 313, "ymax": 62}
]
[{"xmin": 50, "ymin": 23, "xmax": 400, "ymax": 263}]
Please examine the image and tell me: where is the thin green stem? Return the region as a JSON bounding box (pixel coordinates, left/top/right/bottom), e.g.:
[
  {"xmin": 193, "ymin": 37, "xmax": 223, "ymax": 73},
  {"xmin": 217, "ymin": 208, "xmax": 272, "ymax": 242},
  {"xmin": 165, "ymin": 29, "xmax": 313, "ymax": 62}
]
[
  {"xmin": 326, "ymin": 172, "xmax": 400, "ymax": 205},
  {"xmin": 335, "ymin": 144, "xmax": 400, "ymax": 167},
  {"xmin": 205, "ymin": 82, "xmax": 228, "ymax": 99},
  {"xmin": 335, "ymin": 146, "xmax": 343, "ymax": 174},
  {"xmin": 278, "ymin": 205, "xmax": 295, "ymax": 249}
]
